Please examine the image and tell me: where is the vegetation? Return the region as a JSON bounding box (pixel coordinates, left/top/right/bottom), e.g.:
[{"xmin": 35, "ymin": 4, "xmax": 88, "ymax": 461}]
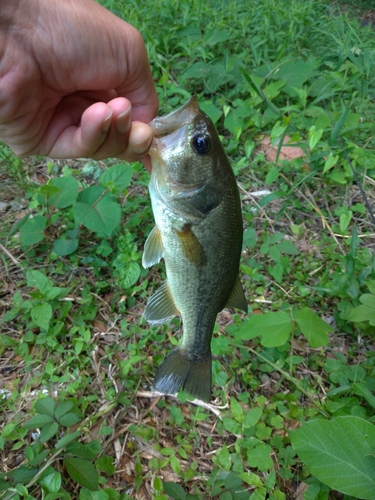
[{"xmin": 1, "ymin": 0, "xmax": 375, "ymax": 498}]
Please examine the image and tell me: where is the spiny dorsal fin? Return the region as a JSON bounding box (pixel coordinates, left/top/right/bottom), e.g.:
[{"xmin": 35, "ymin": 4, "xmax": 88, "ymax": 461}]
[
  {"xmin": 175, "ymin": 224, "xmax": 206, "ymax": 266},
  {"xmin": 225, "ymin": 275, "xmax": 248, "ymax": 312},
  {"xmin": 142, "ymin": 225, "xmax": 163, "ymax": 268},
  {"xmin": 144, "ymin": 280, "xmax": 179, "ymax": 325}
]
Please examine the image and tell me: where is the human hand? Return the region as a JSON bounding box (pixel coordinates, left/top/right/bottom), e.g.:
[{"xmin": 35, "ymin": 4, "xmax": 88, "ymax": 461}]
[{"xmin": 0, "ymin": 0, "xmax": 158, "ymax": 170}]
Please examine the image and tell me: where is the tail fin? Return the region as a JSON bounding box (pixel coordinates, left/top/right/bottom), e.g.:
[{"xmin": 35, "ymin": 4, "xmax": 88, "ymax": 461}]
[{"xmin": 153, "ymin": 348, "xmax": 212, "ymax": 402}]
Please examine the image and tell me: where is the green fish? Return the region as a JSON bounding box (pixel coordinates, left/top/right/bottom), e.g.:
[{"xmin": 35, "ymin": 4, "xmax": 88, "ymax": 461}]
[{"xmin": 142, "ymin": 96, "xmax": 247, "ymax": 402}]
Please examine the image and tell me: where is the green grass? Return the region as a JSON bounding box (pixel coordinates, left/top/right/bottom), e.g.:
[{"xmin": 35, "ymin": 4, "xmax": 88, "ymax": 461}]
[{"xmin": 1, "ymin": 0, "xmax": 375, "ymax": 498}]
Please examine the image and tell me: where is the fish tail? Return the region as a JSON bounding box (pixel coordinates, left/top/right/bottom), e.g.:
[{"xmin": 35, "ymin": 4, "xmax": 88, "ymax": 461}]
[{"xmin": 153, "ymin": 347, "xmax": 212, "ymax": 402}]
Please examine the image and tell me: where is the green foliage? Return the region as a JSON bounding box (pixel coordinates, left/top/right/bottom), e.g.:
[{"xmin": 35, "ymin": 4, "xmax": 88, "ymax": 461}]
[
  {"xmin": 16, "ymin": 163, "xmax": 133, "ymax": 255},
  {"xmin": 0, "ymin": 396, "xmax": 117, "ymax": 498},
  {"xmin": 291, "ymin": 416, "xmax": 375, "ymax": 499}
]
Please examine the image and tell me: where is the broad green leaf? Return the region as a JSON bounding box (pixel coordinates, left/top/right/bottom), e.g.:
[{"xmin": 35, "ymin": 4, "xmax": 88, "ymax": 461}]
[
  {"xmin": 263, "ymin": 80, "xmax": 286, "ymax": 99},
  {"xmin": 12, "ymin": 466, "xmax": 38, "ymax": 484},
  {"xmin": 65, "ymin": 457, "xmax": 98, "ymax": 491},
  {"xmin": 24, "ymin": 414, "xmax": 54, "ymax": 430},
  {"xmin": 323, "ymin": 152, "xmax": 339, "ymax": 174},
  {"xmin": 339, "ymin": 210, "xmax": 352, "ymax": 233},
  {"xmin": 49, "ymin": 177, "xmax": 79, "ymax": 208},
  {"xmin": 246, "ymin": 443, "xmax": 273, "ymax": 472},
  {"xmin": 0, "ymin": 478, "xmax": 9, "ymax": 492},
  {"xmin": 29, "ymin": 450, "xmax": 49, "ymax": 466},
  {"xmin": 121, "ymin": 262, "xmax": 140, "ymax": 289},
  {"xmin": 40, "ymin": 472, "xmax": 62, "ymax": 493},
  {"xmin": 53, "ymin": 238, "xmax": 79, "ymax": 256},
  {"xmin": 38, "ymin": 185, "xmax": 60, "ymax": 206},
  {"xmin": 276, "ymin": 240, "xmax": 299, "ymax": 255},
  {"xmin": 58, "ymin": 412, "xmax": 81, "ymax": 427},
  {"xmin": 294, "ymin": 308, "xmax": 332, "ymax": 347},
  {"xmin": 43, "ymin": 286, "xmax": 70, "ymax": 301},
  {"xmin": 182, "ymin": 61, "xmax": 207, "ymax": 80},
  {"xmin": 264, "ymin": 470, "xmax": 276, "ymax": 490},
  {"xmin": 237, "ymin": 472, "xmax": 263, "ymax": 487},
  {"xmin": 74, "ymin": 195, "xmax": 121, "ymax": 237},
  {"xmin": 45, "ymin": 492, "xmax": 71, "ymax": 500},
  {"xmin": 231, "ymin": 397, "xmax": 244, "ymax": 423},
  {"xmin": 269, "ymin": 59, "xmax": 318, "ymax": 96},
  {"xmin": 170, "ymin": 455, "xmax": 181, "ymax": 475},
  {"xmin": 66, "ymin": 442, "xmax": 98, "ymax": 460},
  {"xmin": 54, "ymin": 401, "xmax": 74, "ymax": 421},
  {"xmin": 20, "ymin": 215, "xmax": 46, "ymax": 246},
  {"xmin": 244, "ymin": 407, "xmax": 263, "ymax": 428},
  {"xmin": 224, "ymin": 473, "xmax": 243, "ymax": 490},
  {"xmin": 35, "ymin": 396, "xmax": 55, "ymax": 417},
  {"xmin": 26, "ymin": 269, "xmax": 52, "ymax": 294},
  {"xmin": 153, "ymin": 476, "xmax": 163, "ymax": 492},
  {"xmin": 55, "ymin": 431, "xmax": 81, "ymax": 450},
  {"xmin": 349, "ymin": 294, "xmax": 375, "ymax": 325},
  {"xmin": 163, "ymin": 482, "xmax": 186, "ymax": 500},
  {"xmin": 95, "ymin": 456, "xmax": 116, "ymax": 475},
  {"xmin": 205, "ymin": 27, "xmax": 230, "ymax": 46},
  {"xmin": 265, "ymin": 166, "xmax": 280, "ymax": 185},
  {"xmin": 79, "ymin": 488, "xmax": 110, "ymax": 500},
  {"xmin": 15, "ymin": 484, "xmax": 28, "ymax": 496},
  {"xmin": 99, "ymin": 164, "xmax": 133, "ymax": 193},
  {"xmin": 290, "ymin": 416, "xmax": 375, "ymax": 499},
  {"xmin": 223, "ymin": 417, "xmax": 242, "ymax": 435},
  {"xmin": 40, "ymin": 422, "xmax": 59, "ymax": 443},
  {"xmin": 224, "ymin": 108, "xmax": 244, "ymax": 135},
  {"xmin": 330, "ymin": 107, "xmax": 349, "ymax": 143},
  {"xmin": 31, "ymin": 302, "xmax": 53, "ymax": 331},
  {"xmin": 249, "ymin": 487, "xmax": 267, "ymax": 500},
  {"xmin": 199, "ymin": 101, "xmax": 223, "ymax": 124},
  {"xmin": 308, "ymin": 125, "xmax": 323, "ymax": 151},
  {"xmin": 77, "ymin": 185, "xmax": 105, "ymax": 205},
  {"xmin": 237, "ymin": 312, "xmax": 292, "ymax": 347},
  {"xmin": 352, "ymin": 382, "xmax": 375, "ymax": 408}
]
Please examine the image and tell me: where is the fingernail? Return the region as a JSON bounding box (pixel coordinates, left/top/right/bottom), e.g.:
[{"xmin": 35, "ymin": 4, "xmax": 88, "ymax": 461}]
[
  {"xmin": 101, "ymin": 110, "xmax": 112, "ymax": 134},
  {"xmin": 133, "ymin": 134, "xmax": 153, "ymax": 155},
  {"xmin": 116, "ymin": 107, "xmax": 131, "ymax": 135}
]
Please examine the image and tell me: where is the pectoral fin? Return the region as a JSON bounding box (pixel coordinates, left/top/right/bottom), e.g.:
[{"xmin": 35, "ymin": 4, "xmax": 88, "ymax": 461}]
[
  {"xmin": 175, "ymin": 224, "xmax": 206, "ymax": 266},
  {"xmin": 225, "ymin": 275, "xmax": 248, "ymax": 312},
  {"xmin": 142, "ymin": 226, "xmax": 163, "ymax": 268},
  {"xmin": 144, "ymin": 280, "xmax": 179, "ymax": 325}
]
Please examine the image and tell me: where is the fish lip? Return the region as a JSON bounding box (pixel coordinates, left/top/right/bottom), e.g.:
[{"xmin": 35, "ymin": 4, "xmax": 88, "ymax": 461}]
[{"xmin": 149, "ymin": 95, "xmax": 199, "ymax": 138}]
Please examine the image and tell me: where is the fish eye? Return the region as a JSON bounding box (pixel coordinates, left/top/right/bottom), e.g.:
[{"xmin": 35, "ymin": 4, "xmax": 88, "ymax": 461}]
[{"xmin": 192, "ymin": 134, "xmax": 211, "ymax": 155}]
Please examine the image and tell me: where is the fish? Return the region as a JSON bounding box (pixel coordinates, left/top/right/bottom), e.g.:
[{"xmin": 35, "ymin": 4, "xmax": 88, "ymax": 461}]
[{"xmin": 142, "ymin": 95, "xmax": 247, "ymax": 402}]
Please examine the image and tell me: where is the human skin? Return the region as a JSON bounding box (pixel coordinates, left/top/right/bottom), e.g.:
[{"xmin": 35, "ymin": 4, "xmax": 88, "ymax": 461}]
[{"xmin": 0, "ymin": 0, "xmax": 158, "ymax": 171}]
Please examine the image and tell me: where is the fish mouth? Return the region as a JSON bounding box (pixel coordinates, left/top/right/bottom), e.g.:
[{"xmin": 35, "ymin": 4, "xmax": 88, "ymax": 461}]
[
  {"xmin": 149, "ymin": 95, "xmax": 199, "ymax": 138},
  {"xmin": 148, "ymin": 95, "xmax": 199, "ymax": 162}
]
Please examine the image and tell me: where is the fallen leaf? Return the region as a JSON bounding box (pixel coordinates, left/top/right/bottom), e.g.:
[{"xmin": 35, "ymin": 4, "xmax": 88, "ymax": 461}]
[{"xmin": 257, "ymin": 135, "xmax": 306, "ymax": 163}]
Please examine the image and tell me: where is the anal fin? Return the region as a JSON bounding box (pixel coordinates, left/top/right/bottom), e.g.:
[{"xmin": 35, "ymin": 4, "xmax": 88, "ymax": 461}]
[
  {"xmin": 144, "ymin": 280, "xmax": 179, "ymax": 325},
  {"xmin": 142, "ymin": 225, "xmax": 163, "ymax": 268},
  {"xmin": 225, "ymin": 275, "xmax": 248, "ymax": 312}
]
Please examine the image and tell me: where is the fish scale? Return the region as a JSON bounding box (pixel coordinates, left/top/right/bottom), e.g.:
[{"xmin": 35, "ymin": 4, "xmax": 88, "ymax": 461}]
[{"xmin": 142, "ymin": 95, "xmax": 247, "ymax": 402}]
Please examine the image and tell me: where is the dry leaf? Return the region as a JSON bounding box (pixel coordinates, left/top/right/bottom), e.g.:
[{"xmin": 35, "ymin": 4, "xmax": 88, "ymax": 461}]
[{"xmin": 257, "ymin": 135, "xmax": 306, "ymax": 163}]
